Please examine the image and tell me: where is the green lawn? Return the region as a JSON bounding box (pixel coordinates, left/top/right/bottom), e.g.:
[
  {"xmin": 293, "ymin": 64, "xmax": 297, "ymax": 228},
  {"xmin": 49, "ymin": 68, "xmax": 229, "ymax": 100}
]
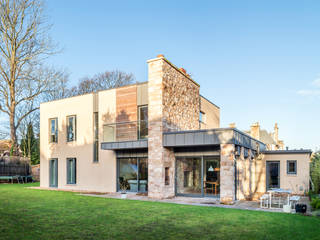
[{"xmin": 1, "ymin": 183, "xmax": 320, "ymax": 240}]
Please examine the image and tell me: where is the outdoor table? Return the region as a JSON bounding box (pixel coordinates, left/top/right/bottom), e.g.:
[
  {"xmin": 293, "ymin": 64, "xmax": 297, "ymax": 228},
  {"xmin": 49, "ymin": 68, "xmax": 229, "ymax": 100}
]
[{"xmin": 267, "ymin": 188, "xmax": 292, "ymax": 209}]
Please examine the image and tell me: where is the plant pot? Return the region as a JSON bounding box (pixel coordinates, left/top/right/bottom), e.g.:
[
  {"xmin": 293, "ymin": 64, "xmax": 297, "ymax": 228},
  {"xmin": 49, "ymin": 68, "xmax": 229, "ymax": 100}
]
[
  {"xmin": 283, "ymin": 204, "xmax": 291, "ymax": 213},
  {"xmin": 121, "ymin": 193, "xmax": 127, "ymax": 199}
]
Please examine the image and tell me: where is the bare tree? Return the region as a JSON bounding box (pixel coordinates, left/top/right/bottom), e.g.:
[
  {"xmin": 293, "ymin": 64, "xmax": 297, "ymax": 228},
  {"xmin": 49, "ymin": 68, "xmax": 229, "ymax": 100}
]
[
  {"xmin": 0, "ymin": 0, "xmax": 58, "ymax": 152},
  {"xmin": 43, "ymin": 69, "xmax": 71, "ymax": 102},
  {"xmin": 73, "ymin": 70, "xmax": 135, "ymax": 96}
]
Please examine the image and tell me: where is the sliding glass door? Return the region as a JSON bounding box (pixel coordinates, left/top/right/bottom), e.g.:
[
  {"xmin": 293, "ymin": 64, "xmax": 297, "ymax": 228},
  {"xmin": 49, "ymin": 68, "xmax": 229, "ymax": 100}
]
[
  {"xmin": 118, "ymin": 158, "xmax": 148, "ymax": 192},
  {"xmin": 176, "ymin": 157, "xmax": 202, "ymax": 196},
  {"xmin": 203, "ymin": 157, "xmax": 220, "ymax": 197},
  {"xmin": 176, "ymin": 156, "xmax": 220, "ymax": 197}
]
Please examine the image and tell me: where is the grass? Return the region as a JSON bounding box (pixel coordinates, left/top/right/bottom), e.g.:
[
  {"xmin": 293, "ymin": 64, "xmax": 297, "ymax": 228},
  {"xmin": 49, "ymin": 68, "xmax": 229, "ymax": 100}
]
[{"xmin": 1, "ymin": 183, "xmax": 320, "ymax": 240}]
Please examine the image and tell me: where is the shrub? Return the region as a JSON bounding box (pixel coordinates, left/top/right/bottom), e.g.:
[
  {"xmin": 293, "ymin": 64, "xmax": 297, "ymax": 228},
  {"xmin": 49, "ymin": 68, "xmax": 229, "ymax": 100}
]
[{"xmin": 311, "ymin": 197, "xmax": 320, "ymax": 210}]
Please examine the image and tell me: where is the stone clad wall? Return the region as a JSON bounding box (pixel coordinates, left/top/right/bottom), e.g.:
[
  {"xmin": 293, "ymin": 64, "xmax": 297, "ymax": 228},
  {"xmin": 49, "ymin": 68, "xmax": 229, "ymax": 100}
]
[
  {"xmin": 147, "ymin": 56, "xmax": 200, "ymax": 199},
  {"xmin": 148, "ymin": 58, "xmax": 165, "ymax": 198},
  {"xmin": 162, "ymin": 60, "xmax": 200, "ymax": 132},
  {"xmin": 220, "ymin": 144, "xmax": 235, "ymax": 203}
]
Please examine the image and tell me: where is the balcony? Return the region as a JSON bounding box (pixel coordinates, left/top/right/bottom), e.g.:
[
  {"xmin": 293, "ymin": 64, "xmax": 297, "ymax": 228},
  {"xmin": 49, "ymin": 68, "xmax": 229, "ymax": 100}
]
[{"xmin": 101, "ymin": 121, "xmax": 148, "ymax": 150}]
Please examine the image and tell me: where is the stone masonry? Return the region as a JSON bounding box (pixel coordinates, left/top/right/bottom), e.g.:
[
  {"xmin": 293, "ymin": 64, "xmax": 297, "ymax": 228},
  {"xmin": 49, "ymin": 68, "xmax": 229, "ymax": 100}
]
[
  {"xmin": 147, "ymin": 55, "xmax": 200, "ymax": 199},
  {"xmin": 220, "ymin": 144, "xmax": 235, "ymax": 203}
]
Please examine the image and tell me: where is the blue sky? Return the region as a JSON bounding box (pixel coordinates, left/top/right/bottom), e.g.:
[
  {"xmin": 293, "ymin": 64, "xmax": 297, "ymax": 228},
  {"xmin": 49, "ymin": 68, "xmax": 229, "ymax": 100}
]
[{"xmin": 13, "ymin": 1, "xmax": 320, "ymax": 149}]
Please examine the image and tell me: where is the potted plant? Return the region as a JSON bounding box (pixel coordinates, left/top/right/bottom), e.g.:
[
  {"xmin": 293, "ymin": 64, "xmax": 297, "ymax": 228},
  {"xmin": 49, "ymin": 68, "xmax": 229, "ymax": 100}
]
[{"xmin": 120, "ymin": 180, "xmax": 129, "ymax": 199}]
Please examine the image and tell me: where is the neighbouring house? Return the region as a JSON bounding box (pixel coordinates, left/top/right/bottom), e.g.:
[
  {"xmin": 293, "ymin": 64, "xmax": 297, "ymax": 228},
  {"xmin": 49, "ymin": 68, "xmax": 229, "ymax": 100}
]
[
  {"xmin": 0, "ymin": 140, "xmax": 11, "ymax": 156},
  {"xmin": 246, "ymin": 122, "xmax": 285, "ymax": 150},
  {"xmin": 40, "ymin": 55, "xmax": 311, "ymax": 203}
]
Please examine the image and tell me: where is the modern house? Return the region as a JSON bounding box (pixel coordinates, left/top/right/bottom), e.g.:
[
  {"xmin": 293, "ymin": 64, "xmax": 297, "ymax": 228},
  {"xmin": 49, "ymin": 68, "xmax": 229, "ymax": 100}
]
[{"xmin": 40, "ymin": 55, "xmax": 311, "ymax": 203}]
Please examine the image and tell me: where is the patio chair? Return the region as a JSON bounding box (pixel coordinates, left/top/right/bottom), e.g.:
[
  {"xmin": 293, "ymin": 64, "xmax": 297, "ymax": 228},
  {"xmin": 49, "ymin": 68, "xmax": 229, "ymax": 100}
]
[
  {"xmin": 289, "ymin": 196, "xmax": 300, "ymax": 209},
  {"xmin": 270, "ymin": 192, "xmax": 285, "ymax": 209},
  {"xmin": 260, "ymin": 194, "xmax": 269, "ymax": 208}
]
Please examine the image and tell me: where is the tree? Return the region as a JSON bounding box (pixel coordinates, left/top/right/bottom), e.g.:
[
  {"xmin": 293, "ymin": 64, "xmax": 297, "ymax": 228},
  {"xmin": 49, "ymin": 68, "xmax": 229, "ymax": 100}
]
[
  {"xmin": 20, "ymin": 122, "xmax": 39, "ymax": 164},
  {"xmin": 311, "ymin": 151, "xmax": 320, "ymax": 194},
  {"xmin": 43, "ymin": 69, "xmax": 72, "ymax": 102},
  {"xmin": 0, "ymin": 0, "xmax": 59, "ymax": 153},
  {"xmin": 72, "ymin": 70, "xmax": 135, "ymax": 96}
]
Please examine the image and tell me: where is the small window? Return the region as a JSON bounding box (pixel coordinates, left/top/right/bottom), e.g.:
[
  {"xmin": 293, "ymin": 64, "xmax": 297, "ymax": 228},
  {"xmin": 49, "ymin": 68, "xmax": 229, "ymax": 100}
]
[
  {"xmin": 165, "ymin": 167, "xmax": 170, "ymax": 185},
  {"xmin": 199, "ymin": 111, "xmax": 205, "ymax": 123},
  {"xmin": 287, "ymin": 160, "xmax": 297, "ymax": 175},
  {"xmin": 67, "ymin": 116, "xmax": 76, "ymax": 142},
  {"xmin": 49, "ymin": 118, "xmax": 58, "ymax": 143},
  {"xmin": 138, "ymin": 105, "xmax": 148, "ymax": 139},
  {"xmin": 67, "ymin": 158, "xmax": 76, "ymax": 184},
  {"xmin": 93, "ymin": 112, "xmax": 99, "ymax": 162}
]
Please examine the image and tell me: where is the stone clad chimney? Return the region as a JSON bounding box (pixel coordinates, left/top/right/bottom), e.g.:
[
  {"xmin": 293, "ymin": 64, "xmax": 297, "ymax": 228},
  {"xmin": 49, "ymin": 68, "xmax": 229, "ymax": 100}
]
[
  {"xmin": 250, "ymin": 122, "xmax": 260, "ymax": 140},
  {"xmin": 147, "ymin": 54, "xmax": 200, "ymax": 199}
]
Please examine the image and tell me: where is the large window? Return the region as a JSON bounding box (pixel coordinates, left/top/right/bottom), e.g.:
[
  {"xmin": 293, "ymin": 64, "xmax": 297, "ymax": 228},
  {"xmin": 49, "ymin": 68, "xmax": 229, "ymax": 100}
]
[
  {"xmin": 93, "ymin": 112, "xmax": 99, "ymax": 162},
  {"xmin": 67, "ymin": 158, "xmax": 76, "ymax": 184},
  {"xmin": 138, "ymin": 105, "xmax": 148, "ymax": 139},
  {"xmin": 176, "ymin": 157, "xmax": 202, "ymax": 196},
  {"xmin": 67, "ymin": 115, "xmax": 76, "ymax": 142},
  {"xmin": 287, "ymin": 160, "xmax": 297, "ymax": 175},
  {"xmin": 49, "ymin": 118, "xmax": 58, "ymax": 143},
  {"xmin": 176, "ymin": 156, "xmax": 220, "ymax": 197},
  {"xmin": 118, "ymin": 158, "xmax": 148, "ymax": 192},
  {"xmin": 49, "ymin": 158, "xmax": 58, "ymax": 187}
]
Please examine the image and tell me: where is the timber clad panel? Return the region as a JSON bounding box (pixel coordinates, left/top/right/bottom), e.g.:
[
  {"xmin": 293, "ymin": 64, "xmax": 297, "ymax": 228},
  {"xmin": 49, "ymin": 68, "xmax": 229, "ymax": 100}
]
[{"xmin": 116, "ymin": 85, "xmax": 137, "ymax": 141}]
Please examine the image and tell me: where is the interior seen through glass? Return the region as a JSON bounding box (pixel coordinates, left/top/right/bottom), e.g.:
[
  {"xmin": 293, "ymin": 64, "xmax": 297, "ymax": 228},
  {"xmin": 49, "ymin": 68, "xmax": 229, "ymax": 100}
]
[
  {"xmin": 176, "ymin": 156, "xmax": 220, "ymax": 197},
  {"xmin": 118, "ymin": 158, "xmax": 148, "ymax": 192}
]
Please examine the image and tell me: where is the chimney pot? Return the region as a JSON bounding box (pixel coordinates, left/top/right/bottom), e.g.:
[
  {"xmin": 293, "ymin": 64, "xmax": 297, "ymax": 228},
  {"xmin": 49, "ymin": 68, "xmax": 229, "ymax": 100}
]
[
  {"xmin": 229, "ymin": 123, "xmax": 236, "ymax": 128},
  {"xmin": 179, "ymin": 68, "xmax": 187, "ymax": 74},
  {"xmin": 157, "ymin": 54, "xmax": 164, "ymax": 58}
]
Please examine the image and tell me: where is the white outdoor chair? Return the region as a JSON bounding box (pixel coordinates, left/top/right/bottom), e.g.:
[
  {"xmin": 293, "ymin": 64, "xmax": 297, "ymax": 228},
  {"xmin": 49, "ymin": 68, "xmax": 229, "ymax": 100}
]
[
  {"xmin": 270, "ymin": 192, "xmax": 285, "ymax": 209},
  {"xmin": 260, "ymin": 194, "xmax": 269, "ymax": 208},
  {"xmin": 289, "ymin": 196, "xmax": 300, "ymax": 209}
]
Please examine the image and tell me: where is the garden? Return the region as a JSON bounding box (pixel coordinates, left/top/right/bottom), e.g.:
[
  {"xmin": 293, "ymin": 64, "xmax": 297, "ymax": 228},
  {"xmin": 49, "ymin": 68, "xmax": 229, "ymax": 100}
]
[{"xmin": 0, "ymin": 183, "xmax": 320, "ymax": 240}]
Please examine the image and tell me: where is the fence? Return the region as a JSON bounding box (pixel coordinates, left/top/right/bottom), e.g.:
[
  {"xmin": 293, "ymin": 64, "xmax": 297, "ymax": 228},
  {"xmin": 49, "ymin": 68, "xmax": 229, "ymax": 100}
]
[{"xmin": 0, "ymin": 157, "xmax": 30, "ymax": 176}]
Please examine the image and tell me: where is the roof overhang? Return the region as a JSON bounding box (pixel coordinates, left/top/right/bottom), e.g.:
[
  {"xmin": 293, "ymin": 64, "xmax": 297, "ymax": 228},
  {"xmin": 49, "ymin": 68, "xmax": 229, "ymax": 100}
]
[
  {"xmin": 101, "ymin": 139, "xmax": 148, "ymax": 150},
  {"xmin": 261, "ymin": 150, "xmax": 312, "ymax": 155},
  {"xmin": 163, "ymin": 128, "xmax": 266, "ymax": 151}
]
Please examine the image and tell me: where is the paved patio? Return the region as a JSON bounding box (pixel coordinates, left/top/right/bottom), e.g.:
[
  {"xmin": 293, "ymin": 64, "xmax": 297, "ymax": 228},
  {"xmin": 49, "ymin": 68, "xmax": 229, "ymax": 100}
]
[
  {"xmin": 29, "ymin": 186, "xmax": 311, "ymax": 214},
  {"xmin": 79, "ymin": 192, "xmax": 311, "ymax": 214}
]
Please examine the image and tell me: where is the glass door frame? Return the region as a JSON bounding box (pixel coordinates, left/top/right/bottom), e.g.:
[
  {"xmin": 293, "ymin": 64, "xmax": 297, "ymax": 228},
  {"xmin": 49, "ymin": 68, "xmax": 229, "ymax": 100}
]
[
  {"xmin": 175, "ymin": 155, "xmax": 220, "ymax": 198},
  {"xmin": 116, "ymin": 157, "xmax": 148, "ymax": 193},
  {"xmin": 266, "ymin": 161, "xmax": 280, "ymax": 190}
]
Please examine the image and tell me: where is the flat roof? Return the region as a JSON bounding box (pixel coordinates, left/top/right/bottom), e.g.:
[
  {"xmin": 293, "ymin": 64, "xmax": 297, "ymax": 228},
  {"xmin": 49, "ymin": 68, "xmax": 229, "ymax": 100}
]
[
  {"xmin": 261, "ymin": 149, "xmax": 312, "ymax": 154},
  {"xmin": 163, "ymin": 128, "xmax": 266, "ymax": 151}
]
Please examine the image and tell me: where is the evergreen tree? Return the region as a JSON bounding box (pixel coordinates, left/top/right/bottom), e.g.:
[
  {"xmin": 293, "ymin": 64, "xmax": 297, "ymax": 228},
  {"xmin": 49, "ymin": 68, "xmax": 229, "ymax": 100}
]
[
  {"xmin": 311, "ymin": 151, "xmax": 320, "ymax": 194},
  {"xmin": 20, "ymin": 123, "xmax": 40, "ymax": 165}
]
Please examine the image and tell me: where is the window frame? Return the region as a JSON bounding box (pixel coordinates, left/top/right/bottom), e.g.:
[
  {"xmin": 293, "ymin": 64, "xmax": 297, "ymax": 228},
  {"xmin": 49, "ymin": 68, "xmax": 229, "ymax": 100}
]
[
  {"xmin": 165, "ymin": 167, "xmax": 170, "ymax": 185},
  {"xmin": 287, "ymin": 160, "xmax": 297, "ymax": 175},
  {"xmin": 66, "ymin": 115, "xmax": 77, "ymax": 142},
  {"xmin": 93, "ymin": 112, "xmax": 99, "ymax": 163},
  {"xmin": 199, "ymin": 111, "xmax": 206, "ymax": 124},
  {"xmin": 49, "ymin": 118, "xmax": 58, "ymax": 143},
  {"xmin": 66, "ymin": 158, "xmax": 77, "ymax": 184},
  {"xmin": 138, "ymin": 105, "xmax": 148, "ymax": 140}
]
